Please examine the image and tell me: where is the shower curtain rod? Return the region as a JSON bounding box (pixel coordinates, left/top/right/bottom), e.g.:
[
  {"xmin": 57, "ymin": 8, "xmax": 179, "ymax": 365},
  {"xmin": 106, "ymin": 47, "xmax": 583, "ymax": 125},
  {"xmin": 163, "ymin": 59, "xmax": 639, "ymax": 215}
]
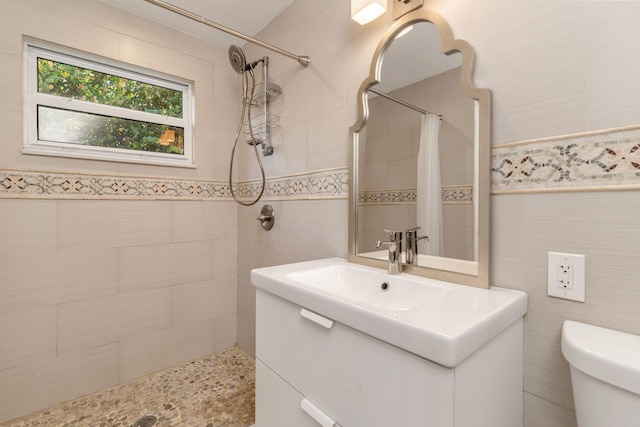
[
  {"xmin": 370, "ymin": 88, "xmax": 442, "ymax": 119},
  {"xmin": 143, "ymin": 0, "xmax": 310, "ymax": 68}
]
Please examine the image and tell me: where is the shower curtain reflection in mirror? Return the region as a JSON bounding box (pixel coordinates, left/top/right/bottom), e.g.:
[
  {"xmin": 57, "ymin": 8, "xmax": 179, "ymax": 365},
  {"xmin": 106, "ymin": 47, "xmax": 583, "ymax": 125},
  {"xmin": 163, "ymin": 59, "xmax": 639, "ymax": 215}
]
[{"xmin": 417, "ymin": 113, "xmax": 443, "ymax": 256}]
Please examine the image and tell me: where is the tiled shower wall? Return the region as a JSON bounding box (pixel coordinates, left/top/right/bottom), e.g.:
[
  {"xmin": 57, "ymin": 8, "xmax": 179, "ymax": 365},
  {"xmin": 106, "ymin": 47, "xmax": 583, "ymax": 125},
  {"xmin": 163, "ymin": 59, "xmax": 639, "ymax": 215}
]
[
  {"xmin": 236, "ymin": 0, "xmax": 640, "ymax": 426},
  {"xmin": 0, "ymin": 199, "xmax": 238, "ymax": 422},
  {"xmin": 0, "ymin": 0, "xmax": 238, "ymax": 422}
]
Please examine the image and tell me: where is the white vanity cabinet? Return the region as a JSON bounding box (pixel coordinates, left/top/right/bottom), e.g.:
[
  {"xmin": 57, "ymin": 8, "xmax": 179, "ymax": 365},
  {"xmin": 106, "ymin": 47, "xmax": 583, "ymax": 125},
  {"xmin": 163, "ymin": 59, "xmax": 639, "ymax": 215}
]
[{"xmin": 255, "ymin": 288, "xmax": 524, "ymax": 427}]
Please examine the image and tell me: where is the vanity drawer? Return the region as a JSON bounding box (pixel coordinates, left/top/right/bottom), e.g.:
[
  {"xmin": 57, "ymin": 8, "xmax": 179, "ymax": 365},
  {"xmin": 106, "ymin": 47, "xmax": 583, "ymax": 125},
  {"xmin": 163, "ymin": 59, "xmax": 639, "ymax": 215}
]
[
  {"xmin": 256, "ymin": 360, "xmax": 342, "ymax": 427},
  {"xmin": 256, "ymin": 289, "xmax": 454, "ymax": 427}
]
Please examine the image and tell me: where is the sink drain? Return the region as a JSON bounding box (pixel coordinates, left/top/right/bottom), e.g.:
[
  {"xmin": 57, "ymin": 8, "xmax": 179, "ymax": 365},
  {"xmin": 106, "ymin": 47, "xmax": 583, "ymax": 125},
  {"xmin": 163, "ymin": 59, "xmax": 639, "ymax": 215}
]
[{"xmin": 133, "ymin": 415, "xmax": 158, "ymax": 427}]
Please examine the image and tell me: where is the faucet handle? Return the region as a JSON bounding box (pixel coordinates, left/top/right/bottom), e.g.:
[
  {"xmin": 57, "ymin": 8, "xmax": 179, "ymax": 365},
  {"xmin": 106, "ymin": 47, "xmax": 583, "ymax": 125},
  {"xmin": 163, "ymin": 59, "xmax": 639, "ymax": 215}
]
[
  {"xmin": 405, "ymin": 227, "xmax": 420, "ymax": 242},
  {"xmin": 383, "ymin": 228, "xmax": 403, "ymax": 242},
  {"xmin": 376, "ymin": 240, "xmax": 397, "ymax": 250},
  {"xmin": 406, "ymin": 226, "xmax": 428, "ymax": 241}
]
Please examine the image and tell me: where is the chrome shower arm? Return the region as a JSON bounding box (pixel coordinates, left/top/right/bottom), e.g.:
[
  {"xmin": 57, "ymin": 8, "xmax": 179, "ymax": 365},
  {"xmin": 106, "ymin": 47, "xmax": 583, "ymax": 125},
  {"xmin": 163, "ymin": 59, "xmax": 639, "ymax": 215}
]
[{"xmin": 144, "ymin": 0, "xmax": 311, "ymax": 68}]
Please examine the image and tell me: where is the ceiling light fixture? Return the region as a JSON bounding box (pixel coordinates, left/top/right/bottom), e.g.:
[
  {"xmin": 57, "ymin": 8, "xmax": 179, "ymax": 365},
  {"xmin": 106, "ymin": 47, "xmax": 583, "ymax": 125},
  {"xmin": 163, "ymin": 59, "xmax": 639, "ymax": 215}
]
[{"xmin": 351, "ymin": 0, "xmax": 387, "ymax": 25}]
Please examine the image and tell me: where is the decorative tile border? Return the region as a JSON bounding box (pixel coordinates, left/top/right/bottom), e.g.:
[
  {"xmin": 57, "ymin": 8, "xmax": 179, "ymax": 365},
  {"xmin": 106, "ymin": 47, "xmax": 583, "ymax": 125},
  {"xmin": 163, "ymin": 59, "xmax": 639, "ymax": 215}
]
[
  {"xmin": 0, "ymin": 168, "xmax": 348, "ymax": 201},
  {"xmin": 359, "ymin": 189, "xmax": 416, "ymax": 205},
  {"xmin": 442, "ymin": 185, "xmax": 474, "ymax": 204},
  {"xmin": 359, "ymin": 186, "xmax": 473, "ymax": 205},
  {"xmin": 0, "ymin": 170, "xmax": 230, "ymax": 200},
  {"xmin": 492, "ymin": 125, "xmax": 640, "ymax": 193},
  {"xmin": 237, "ymin": 168, "xmax": 349, "ymax": 201}
]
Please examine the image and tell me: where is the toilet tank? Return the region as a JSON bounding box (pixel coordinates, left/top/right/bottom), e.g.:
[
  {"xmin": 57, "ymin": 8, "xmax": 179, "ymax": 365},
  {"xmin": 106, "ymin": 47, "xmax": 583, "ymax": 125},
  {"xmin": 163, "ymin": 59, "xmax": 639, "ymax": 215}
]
[{"xmin": 561, "ymin": 321, "xmax": 640, "ymax": 427}]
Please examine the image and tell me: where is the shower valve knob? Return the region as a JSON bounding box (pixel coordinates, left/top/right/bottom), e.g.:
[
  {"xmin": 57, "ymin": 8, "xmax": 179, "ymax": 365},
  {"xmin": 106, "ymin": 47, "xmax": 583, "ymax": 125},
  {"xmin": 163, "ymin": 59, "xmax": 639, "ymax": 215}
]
[{"xmin": 256, "ymin": 205, "xmax": 275, "ymax": 230}]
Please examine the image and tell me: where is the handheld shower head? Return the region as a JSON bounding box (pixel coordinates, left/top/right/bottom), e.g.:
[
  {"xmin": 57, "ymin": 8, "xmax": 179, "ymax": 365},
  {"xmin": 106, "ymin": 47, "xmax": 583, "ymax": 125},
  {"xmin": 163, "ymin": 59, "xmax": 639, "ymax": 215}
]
[
  {"xmin": 228, "ymin": 45, "xmax": 247, "ymax": 74},
  {"xmin": 229, "ymin": 45, "xmax": 264, "ymax": 74}
]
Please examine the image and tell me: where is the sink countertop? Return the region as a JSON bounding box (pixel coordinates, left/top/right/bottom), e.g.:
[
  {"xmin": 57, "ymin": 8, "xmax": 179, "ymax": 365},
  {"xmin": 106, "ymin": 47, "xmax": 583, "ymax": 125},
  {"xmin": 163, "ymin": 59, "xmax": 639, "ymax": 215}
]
[{"xmin": 251, "ymin": 257, "xmax": 527, "ymax": 368}]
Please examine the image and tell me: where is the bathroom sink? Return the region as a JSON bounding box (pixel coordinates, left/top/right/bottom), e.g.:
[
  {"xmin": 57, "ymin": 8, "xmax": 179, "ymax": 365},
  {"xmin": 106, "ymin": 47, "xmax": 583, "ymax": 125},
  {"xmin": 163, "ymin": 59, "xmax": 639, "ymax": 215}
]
[
  {"xmin": 287, "ymin": 264, "xmax": 449, "ymax": 312},
  {"xmin": 252, "ymin": 258, "xmax": 528, "ymax": 367}
]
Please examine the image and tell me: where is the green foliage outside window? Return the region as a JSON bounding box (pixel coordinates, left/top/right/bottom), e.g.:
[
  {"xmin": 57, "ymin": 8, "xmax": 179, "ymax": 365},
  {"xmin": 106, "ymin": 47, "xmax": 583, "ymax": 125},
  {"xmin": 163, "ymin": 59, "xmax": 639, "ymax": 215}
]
[
  {"xmin": 37, "ymin": 58, "xmax": 185, "ymax": 154},
  {"xmin": 38, "ymin": 106, "xmax": 185, "ymax": 154}
]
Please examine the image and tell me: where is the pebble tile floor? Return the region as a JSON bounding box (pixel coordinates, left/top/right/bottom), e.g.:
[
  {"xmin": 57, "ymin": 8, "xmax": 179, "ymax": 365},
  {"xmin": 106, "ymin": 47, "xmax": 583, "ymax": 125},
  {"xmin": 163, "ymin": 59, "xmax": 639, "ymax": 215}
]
[{"xmin": 2, "ymin": 346, "xmax": 255, "ymax": 427}]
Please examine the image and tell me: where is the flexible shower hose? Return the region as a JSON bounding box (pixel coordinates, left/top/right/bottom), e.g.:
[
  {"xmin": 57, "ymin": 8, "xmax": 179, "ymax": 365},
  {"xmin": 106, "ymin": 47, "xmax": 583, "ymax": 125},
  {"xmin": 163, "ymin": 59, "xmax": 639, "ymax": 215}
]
[{"xmin": 228, "ymin": 67, "xmax": 266, "ymax": 206}]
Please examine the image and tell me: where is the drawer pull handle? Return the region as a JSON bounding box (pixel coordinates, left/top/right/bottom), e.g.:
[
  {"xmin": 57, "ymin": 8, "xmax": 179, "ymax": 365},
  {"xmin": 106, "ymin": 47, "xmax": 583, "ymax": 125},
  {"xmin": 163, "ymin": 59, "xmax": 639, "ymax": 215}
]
[
  {"xmin": 301, "ymin": 398, "xmax": 336, "ymax": 427},
  {"xmin": 300, "ymin": 308, "xmax": 334, "ymax": 329}
]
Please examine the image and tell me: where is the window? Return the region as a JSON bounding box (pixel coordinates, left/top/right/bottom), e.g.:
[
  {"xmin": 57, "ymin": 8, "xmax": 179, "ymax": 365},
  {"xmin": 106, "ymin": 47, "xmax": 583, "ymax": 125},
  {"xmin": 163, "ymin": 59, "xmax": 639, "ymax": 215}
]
[{"xmin": 24, "ymin": 39, "xmax": 194, "ymax": 167}]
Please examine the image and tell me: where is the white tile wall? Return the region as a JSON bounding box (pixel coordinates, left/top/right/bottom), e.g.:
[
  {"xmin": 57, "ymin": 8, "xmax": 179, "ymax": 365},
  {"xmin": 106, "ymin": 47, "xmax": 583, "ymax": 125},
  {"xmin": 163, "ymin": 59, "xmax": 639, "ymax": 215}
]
[
  {"xmin": 118, "ymin": 241, "xmax": 216, "ymax": 291},
  {"xmin": 0, "ymin": 111, "xmax": 23, "ymax": 166},
  {"xmin": 171, "ymin": 201, "xmax": 237, "ymax": 243},
  {"xmin": 0, "ymin": 247, "xmax": 119, "ymax": 313},
  {"xmin": 589, "ymin": 4, "xmax": 640, "ymax": 130},
  {"xmin": 57, "ymin": 295, "xmax": 120, "ymax": 355},
  {"xmin": 119, "ymin": 319, "xmax": 215, "ymax": 382},
  {"xmin": 0, "ymin": 306, "xmax": 56, "ymax": 369},
  {"xmin": 0, "ymin": 343, "xmax": 120, "ymax": 422},
  {"xmin": 0, "ymin": 52, "xmax": 21, "ymax": 113},
  {"xmin": 119, "ymin": 288, "xmax": 173, "ymax": 340},
  {"xmin": 214, "ymin": 312, "xmax": 238, "ymax": 351},
  {"xmin": 172, "ymin": 280, "xmax": 222, "ymax": 325},
  {"xmin": 0, "ymin": 200, "xmax": 56, "ymax": 256},
  {"xmin": 57, "ymin": 201, "xmax": 172, "ymax": 250}
]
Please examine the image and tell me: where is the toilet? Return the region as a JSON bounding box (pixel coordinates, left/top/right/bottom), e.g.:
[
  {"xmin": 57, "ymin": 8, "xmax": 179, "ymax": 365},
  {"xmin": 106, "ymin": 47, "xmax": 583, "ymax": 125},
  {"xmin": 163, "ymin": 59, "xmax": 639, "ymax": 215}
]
[{"xmin": 561, "ymin": 320, "xmax": 640, "ymax": 427}]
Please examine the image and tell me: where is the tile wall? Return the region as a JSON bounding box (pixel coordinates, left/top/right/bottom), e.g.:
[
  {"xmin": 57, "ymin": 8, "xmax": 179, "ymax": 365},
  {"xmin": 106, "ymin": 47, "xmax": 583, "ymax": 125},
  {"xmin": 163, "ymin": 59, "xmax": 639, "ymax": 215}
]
[{"xmin": 0, "ymin": 0, "xmax": 238, "ymax": 422}]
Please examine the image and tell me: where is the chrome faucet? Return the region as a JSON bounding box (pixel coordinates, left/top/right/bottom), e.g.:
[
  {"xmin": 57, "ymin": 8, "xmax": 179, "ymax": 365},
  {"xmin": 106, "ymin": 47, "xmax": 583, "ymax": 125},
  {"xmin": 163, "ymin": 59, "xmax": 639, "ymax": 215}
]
[
  {"xmin": 405, "ymin": 227, "xmax": 429, "ymax": 265},
  {"xmin": 376, "ymin": 229, "xmax": 403, "ymax": 275}
]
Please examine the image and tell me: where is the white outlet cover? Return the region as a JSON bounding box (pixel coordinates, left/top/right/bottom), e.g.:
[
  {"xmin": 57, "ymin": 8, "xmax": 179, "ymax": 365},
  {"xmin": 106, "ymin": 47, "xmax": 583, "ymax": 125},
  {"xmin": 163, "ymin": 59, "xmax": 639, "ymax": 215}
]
[{"xmin": 548, "ymin": 252, "xmax": 585, "ymax": 302}]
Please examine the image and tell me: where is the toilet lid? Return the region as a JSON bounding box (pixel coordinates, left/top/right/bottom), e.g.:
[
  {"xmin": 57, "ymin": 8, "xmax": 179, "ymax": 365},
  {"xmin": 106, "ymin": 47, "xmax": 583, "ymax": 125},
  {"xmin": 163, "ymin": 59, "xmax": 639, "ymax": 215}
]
[{"xmin": 561, "ymin": 320, "xmax": 640, "ymax": 396}]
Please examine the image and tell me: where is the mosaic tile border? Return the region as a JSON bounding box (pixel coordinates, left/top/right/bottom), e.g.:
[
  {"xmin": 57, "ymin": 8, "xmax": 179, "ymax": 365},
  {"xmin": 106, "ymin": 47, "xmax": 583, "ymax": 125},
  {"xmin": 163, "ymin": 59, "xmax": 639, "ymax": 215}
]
[
  {"xmin": 237, "ymin": 168, "xmax": 349, "ymax": 201},
  {"xmin": 442, "ymin": 185, "xmax": 474, "ymax": 204},
  {"xmin": 492, "ymin": 125, "xmax": 640, "ymax": 193},
  {"xmin": 359, "ymin": 189, "xmax": 416, "ymax": 205},
  {"xmin": 359, "ymin": 186, "xmax": 473, "ymax": 205},
  {"xmin": 0, "ymin": 168, "xmax": 349, "ymax": 201}
]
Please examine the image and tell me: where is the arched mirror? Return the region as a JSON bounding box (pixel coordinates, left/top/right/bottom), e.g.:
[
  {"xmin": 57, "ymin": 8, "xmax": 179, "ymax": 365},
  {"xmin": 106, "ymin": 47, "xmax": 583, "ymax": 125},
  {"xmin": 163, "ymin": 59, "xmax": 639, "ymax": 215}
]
[{"xmin": 348, "ymin": 9, "xmax": 491, "ymax": 288}]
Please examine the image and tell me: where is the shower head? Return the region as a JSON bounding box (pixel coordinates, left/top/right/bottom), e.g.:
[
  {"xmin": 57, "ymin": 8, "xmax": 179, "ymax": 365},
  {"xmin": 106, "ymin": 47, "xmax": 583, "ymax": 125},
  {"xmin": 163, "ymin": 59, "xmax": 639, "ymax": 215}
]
[
  {"xmin": 229, "ymin": 45, "xmax": 263, "ymax": 74},
  {"xmin": 228, "ymin": 45, "xmax": 247, "ymax": 74}
]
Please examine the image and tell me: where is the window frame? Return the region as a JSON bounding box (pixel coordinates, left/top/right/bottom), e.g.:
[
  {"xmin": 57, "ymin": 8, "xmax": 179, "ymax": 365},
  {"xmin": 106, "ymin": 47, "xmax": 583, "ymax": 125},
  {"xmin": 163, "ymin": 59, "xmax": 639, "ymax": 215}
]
[{"xmin": 23, "ymin": 38, "xmax": 195, "ymax": 168}]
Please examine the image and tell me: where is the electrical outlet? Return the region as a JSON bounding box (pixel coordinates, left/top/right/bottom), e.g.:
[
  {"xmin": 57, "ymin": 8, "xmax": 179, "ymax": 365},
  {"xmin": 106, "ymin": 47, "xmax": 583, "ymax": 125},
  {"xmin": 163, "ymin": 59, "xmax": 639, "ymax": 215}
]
[
  {"xmin": 548, "ymin": 252, "xmax": 585, "ymax": 302},
  {"xmin": 557, "ymin": 264, "xmax": 574, "ymax": 289}
]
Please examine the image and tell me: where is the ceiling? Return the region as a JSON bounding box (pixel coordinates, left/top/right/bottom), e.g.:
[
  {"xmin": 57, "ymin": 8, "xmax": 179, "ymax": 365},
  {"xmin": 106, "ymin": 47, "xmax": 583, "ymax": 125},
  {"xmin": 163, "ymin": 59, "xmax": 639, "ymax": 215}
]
[{"xmin": 99, "ymin": 0, "xmax": 295, "ymax": 48}]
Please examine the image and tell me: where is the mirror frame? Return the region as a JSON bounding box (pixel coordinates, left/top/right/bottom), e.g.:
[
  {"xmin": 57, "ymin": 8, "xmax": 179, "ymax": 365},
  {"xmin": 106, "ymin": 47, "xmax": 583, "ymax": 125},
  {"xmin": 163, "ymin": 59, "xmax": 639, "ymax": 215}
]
[{"xmin": 348, "ymin": 8, "xmax": 492, "ymax": 288}]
